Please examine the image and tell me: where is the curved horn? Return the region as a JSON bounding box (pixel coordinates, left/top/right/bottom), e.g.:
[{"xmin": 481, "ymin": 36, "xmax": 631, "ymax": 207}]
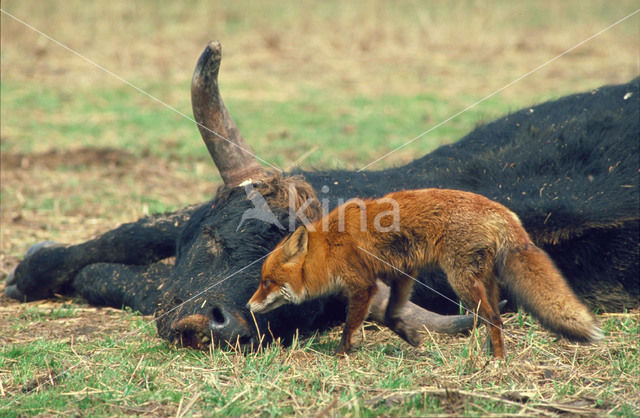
[{"xmin": 191, "ymin": 41, "xmax": 267, "ymax": 187}]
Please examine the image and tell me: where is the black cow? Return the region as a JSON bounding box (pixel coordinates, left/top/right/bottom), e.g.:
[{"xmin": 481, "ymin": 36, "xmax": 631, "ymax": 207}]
[{"xmin": 6, "ymin": 42, "xmax": 639, "ymax": 350}]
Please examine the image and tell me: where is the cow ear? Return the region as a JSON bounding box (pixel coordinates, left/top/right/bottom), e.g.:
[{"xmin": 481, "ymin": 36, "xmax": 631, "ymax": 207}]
[{"xmin": 282, "ymin": 225, "xmax": 308, "ymax": 262}]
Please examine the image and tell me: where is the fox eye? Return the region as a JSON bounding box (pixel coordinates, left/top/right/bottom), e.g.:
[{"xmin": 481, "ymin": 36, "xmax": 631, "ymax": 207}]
[{"xmin": 263, "ymin": 280, "xmax": 272, "ymax": 288}]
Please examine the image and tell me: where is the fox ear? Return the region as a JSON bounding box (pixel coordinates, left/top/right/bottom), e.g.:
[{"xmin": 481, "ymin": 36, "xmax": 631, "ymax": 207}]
[{"xmin": 282, "ymin": 225, "xmax": 308, "ymax": 262}]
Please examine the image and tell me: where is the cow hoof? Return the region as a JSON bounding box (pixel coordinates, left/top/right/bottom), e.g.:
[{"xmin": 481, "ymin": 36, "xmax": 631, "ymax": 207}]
[
  {"xmin": 4, "ymin": 264, "xmax": 22, "ymax": 299},
  {"xmin": 392, "ymin": 319, "xmax": 423, "ymax": 347},
  {"xmin": 4, "ymin": 284, "xmax": 24, "ymax": 300},
  {"xmin": 404, "ymin": 328, "xmax": 423, "ymax": 347},
  {"xmin": 5, "ymin": 241, "xmax": 59, "ymax": 288},
  {"xmin": 5, "ymin": 241, "xmax": 58, "ymax": 286},
  {"xmin": 5, "ymin": 241, "xmax": 68, "ymax": 301},
  {"xmin": 5, "ymin": 267, "xmax": 17, "ymax": 287}
]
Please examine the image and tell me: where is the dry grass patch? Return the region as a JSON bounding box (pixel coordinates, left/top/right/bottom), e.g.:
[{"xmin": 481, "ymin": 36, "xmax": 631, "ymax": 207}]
[{"xmin": 1, "ymin": 292, "xmax": 637, "ymax": 415}]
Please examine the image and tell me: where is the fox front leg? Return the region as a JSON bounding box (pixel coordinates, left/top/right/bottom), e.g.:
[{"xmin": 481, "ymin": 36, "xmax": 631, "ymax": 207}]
[
  {"xmin": 383, "ymin": 275, "xmax": 422, "ymax": 347},
  {"xmin": 336, "ymin": 284, "xmax": 377, "ymax": 355}
]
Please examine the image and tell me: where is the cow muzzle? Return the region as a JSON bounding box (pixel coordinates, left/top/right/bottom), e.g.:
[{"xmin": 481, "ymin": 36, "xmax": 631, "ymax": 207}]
[{"xmin": 170, "ymin": 305, "xmax": 257, "ymax": 350}]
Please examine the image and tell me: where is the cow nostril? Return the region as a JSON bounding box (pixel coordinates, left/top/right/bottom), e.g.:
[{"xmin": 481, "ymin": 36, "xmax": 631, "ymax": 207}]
[
  {"xmin": 210, "ymin": 306, "xmax": 228, "ymax": 326},
  {"xmin": 206, "ymin": 306, "xmax": 255, "ymax": 348}
]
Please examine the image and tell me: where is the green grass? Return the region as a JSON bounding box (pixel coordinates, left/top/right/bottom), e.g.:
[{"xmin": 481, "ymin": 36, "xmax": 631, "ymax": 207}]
[
  {"xmin": 2, "ymin": 306, "xmax": 637, "ymax": 415},
  {"xmin": 2, "ymin": 79, "xmax": 516, "ymax": 171},
  {"xmin": 0, "ymin": 81, "xmax": 194, "ymax": 158}
]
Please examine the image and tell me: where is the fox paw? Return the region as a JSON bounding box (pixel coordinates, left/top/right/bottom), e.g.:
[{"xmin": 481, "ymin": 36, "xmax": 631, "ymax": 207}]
[
  {"xmin": 335, "ymin": 344, "xmax": 350, "ymax": 356},
  {"xmin": 390, "ymin": 319, "xmax": 423, "ymax": 347}
]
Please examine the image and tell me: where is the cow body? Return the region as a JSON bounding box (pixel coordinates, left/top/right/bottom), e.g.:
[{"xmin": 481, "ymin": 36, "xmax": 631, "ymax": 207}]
[{"xmin": 6, "ymin": 58, "xmax": 638, "ymax": 349}]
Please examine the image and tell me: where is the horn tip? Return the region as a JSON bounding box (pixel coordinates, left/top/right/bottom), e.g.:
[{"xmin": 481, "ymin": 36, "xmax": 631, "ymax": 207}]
[
  {"xmin": 206, "ymin": 40, "xmax": 222, "ymax": 56},
  {"xmin": 193, "ymin": 41, "xmax": 222, "ymax": 89}
]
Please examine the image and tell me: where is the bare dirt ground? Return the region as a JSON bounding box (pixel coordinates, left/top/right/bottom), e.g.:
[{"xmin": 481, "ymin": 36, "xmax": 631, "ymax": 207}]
[{"xmin": 0, "ymin": 293, "xmax": 142, "ymax": 346}]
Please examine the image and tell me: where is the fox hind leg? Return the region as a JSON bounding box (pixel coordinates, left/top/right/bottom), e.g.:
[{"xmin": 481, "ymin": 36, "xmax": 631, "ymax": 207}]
[
  {"xmin": 472, "ymin": 277, "xmax": 504, "ymax": 358},
  {"xmin": 384, "ymin": 275, "xmax": 422, "ymax": 346},
  {"xmin": 448, "ymin": 271, "xmax": 505, "ymax": 358}
]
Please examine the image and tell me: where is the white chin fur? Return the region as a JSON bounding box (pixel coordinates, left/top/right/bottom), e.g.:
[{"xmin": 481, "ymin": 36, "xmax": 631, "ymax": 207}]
[
  {"xmin": 249, "ymin": 291, "xmax": 287, "ymax": 313},
  {"xmin": 280, "ymin": 283, "xmax": 307, "ymax": 305}
]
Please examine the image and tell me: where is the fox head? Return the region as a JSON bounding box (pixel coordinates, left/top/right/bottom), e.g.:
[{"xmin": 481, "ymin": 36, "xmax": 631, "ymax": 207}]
[{"xmin": 247, "ymin": 226, "xmax": 309, "ymax": 313}]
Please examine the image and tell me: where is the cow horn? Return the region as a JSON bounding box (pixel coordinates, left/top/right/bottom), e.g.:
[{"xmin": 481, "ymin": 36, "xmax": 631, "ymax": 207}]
[{"xmin": 191, "ymin": 41, "xmax": 268, "ymax": 188}]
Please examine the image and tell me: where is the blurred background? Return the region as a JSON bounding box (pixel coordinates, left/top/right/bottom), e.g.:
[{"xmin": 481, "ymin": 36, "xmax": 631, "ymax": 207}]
[{"xmin": 1, "ymin": 1, "xmax": 638, "ymax": 265}]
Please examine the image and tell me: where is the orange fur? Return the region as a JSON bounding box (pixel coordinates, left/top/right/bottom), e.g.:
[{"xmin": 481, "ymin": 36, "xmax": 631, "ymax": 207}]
[{"xmin": 247, "ymin": 188, "xmax": 602, "ymax": 356}]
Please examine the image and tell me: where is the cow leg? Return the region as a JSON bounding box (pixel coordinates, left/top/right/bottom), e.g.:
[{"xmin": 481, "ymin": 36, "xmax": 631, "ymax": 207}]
[
  {"xmin": 5, "ymin": 205, "xmax": 199, "ymax": 301},
  {"xmin": 72, "ymin": 261, "xmax": 173, "ymax": 315},
  {"xmin": 367, "ymin": 280, "xmax": 476, "ymax": 335}
]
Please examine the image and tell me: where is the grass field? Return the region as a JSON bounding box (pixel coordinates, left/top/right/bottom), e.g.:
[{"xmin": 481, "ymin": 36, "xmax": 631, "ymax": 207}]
[{"xmin": 1, "ymin": 1, "xmax": 639, "ymax": 415}]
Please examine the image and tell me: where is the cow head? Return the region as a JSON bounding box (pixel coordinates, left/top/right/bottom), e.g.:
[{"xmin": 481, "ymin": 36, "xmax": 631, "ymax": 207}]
[{"xmin": 153, "ymin": 42, "xmax": 343, "ymax": 349}]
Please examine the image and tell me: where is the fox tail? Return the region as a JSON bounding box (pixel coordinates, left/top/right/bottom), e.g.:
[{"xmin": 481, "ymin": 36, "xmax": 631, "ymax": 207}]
[{"xmin": 498, "ymin": 245, "xmax": 603, "ymax": 342}]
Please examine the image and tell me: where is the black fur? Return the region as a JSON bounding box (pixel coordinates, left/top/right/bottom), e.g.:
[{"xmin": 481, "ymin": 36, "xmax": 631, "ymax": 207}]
[{"xmin": 7, "ymin": 78, "xmax": 639, "ymax": 347}]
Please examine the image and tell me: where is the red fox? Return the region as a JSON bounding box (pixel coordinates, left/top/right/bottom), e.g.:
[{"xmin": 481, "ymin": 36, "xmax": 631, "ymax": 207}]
[{"xmin": 247, "ymin": 188, "xmax": 602, "ymax": 357}]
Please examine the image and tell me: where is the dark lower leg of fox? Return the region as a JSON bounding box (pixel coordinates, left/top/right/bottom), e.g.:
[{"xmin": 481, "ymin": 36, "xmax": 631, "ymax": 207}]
[
  {"xmin": 336, "ymin": 285, "xmax": 377, "ymax": 355},
  {"xmin": 447, "ymin": 269, "xmax": 504, "ymax": 357},
  {"xmin": 384, "ymin": 276, "xmax": 421, "ymax": 346},
  {"xmin": 470, "ymin": 279, "xmax": 504, "ymax": 357}
]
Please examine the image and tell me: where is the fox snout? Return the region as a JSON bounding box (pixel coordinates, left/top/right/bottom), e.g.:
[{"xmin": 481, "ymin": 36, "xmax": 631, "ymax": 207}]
[
  {"xmin": 245, "ymin": 301, "xmax": 264, "ymax": 313},
  {"xmin": 247, "ymin": 288, "xmax": 287, "ymax": 314},
  {"xmin": 245, "ymin": 294, "xmax": 265, "ymax": 313}
]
